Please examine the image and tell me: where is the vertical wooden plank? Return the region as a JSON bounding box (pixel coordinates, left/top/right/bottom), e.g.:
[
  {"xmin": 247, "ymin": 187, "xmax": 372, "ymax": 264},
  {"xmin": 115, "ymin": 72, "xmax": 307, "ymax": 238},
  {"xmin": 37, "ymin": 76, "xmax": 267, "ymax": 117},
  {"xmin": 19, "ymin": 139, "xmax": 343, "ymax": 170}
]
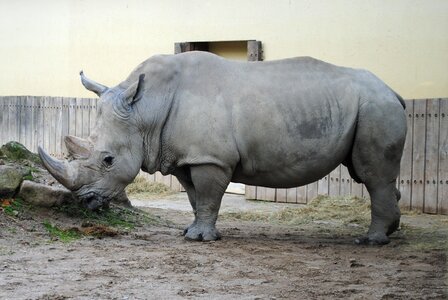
[
  {"xmin": 317, "ymin": 175, "xmax": 329, "ymax": 196},
  {"xmin": 351, "ymin": 181, "xmax": 364, "ymax": 198},
  {"xmin": 296, "ymin": 186, "xmax": 307, "ymax": 204},
  {"xmin": 306, "ymin": 181, "xmax": 318, "ymax": 202},
  {"xmin": 438, "ymin": 99, "xmax": 448, "ymax": 215},
  {"xmin": 55, "ymin": 97, "xmax": 64, "ymax": 157},
  {"xmin": 50, "ymin": 97, "xmax": 57, "ymax": 156},
  {"xmin": 255, "ymin": 187, "xmax": 276, "ymax": 202},
  {"xmin": 89, "ymin": 98, "xmax": 97, "ymax": 134},
  {"xmin": 424, "ymin": 99, "xmax": 439, "ymax": 213},
  {"xmin": 36, "ymin": 97, "xmax": 44, "ymax": 150},
  {"xmin": 0, "ymin": 97, "xmax": 4, "ymax": 145},
  {"xmin": 171, "ymin": 176, "xmax": 182, "ymax": 192},
  {"xmin": 69, "ymin": 98, "xmax": 77, "ymax": 138},
  {"xmin": 340, "ymin": 165, "xmax": 351, "ymax": 196},
  {"xmin": 16, "ymin": 96, "xmax": 22, "ymax": 144},
  {"xmin": 265, "ymin": 188, "xmax": 276, "ymax": 202},
  {"xmin": 43, "ymin": 97, "xmax": 50, "ymax": 153},
  {"xmin": 286, "ymin": 188, "xmax": 297, "ymax": 203},
  {"xmin": 20, "ymin": 96, "xmax": 28, "ymax": 148},
  {"xmin": 275, "ymin": 188, "xmax": 287, "ymax": 203},
  {"xmin": 245, "ymin": 185, "xmax": 257, "ymax": 200},
  {"xmin": 28, "ymin": 96, "xmax": 34, "ymax": 151},
  {"xmin": 0, "ymin": 97, "xmax": 5, "ymax": 144},
  {"xmin": 411, "ymin": 100, "xmax": 426, "ymax": 212},
  {"xmin": 9, "ymin": 96, "xmax": 17, "ymax": 143},
  {"xmin": 75, "ymin": 98, "xmax": 84, "ymax": 138},
  {"xmin": 82, "ymin": 98, "xmax": 90, "ymax": 138},
  {"xmin": 61, "ymin": 98, "xmax": 70, "ymax": 156},
  {"xmin": 399, "ymin": 100, "xmax": 414, "ymax": 210},
  {"xmin": 328, "ymin": 165, "xmax": 341, "ymax": 197}
]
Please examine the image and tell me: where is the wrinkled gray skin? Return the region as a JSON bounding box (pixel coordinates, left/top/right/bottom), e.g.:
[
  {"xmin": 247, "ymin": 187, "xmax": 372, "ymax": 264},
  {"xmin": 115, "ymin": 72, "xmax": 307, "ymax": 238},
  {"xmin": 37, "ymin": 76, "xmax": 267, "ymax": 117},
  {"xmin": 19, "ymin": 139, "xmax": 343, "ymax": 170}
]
[{"xmin": 39, "ymin": 51, "xmax": 407, "ymax": 245}]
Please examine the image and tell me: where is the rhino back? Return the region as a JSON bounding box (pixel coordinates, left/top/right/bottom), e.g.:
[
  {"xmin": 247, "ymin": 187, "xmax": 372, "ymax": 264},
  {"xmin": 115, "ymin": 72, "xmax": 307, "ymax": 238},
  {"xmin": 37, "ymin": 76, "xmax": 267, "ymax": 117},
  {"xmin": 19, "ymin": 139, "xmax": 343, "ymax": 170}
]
[{"xmin": 153, "ymin": 53, "xmax": 362, "ymax": 187}]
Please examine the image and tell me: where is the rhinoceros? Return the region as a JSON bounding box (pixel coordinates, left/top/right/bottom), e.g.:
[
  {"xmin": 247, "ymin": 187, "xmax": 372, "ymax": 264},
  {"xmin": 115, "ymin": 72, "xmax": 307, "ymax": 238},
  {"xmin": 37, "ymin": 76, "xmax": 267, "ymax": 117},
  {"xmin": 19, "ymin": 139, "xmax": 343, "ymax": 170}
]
[{"xmin": 38, "ymin": 51, "xmax": 407, "ymax": 245}]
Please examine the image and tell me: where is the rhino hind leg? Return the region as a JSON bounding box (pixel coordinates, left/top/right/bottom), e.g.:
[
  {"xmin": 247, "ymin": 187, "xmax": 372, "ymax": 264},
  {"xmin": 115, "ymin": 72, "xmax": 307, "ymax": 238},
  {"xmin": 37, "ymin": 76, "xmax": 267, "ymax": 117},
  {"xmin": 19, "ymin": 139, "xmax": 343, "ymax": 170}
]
[
  {"xmin": 181, "ymin": 165, "xmax": 231, "ymax": 241},
  {"xmin": 349, "ymin": 98, "xmax": 406, "ymax": 245}
]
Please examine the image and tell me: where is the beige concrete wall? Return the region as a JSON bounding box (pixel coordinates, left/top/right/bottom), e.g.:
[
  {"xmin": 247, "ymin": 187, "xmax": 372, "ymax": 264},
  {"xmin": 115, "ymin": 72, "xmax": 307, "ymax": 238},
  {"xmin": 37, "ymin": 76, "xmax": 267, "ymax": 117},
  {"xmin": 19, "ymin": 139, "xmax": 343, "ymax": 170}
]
[{"xmin": 0, "ymin": 0, "xmax": 447, "ymax": 98}]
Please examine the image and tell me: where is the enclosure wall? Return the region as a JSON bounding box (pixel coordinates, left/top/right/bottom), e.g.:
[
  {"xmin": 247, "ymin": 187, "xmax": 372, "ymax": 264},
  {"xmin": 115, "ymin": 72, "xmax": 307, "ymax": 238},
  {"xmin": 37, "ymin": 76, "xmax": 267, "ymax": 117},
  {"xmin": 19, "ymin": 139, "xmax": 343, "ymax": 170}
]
[{"xmin": 0, "ymin": 0, "xmax": 447, "ymax": 99}]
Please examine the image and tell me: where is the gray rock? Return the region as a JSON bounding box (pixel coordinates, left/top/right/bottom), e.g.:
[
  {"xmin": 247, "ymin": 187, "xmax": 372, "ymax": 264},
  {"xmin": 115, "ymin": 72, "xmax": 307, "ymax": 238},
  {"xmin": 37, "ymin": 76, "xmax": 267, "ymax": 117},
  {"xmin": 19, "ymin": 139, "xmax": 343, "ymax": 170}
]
[
  {"xmin": 18, "ymin": 180, "xmax": 78, "ymax": 207},
  {"xmin": 0, "ymin": 165, "xmax": 24, "ymax": 198}
]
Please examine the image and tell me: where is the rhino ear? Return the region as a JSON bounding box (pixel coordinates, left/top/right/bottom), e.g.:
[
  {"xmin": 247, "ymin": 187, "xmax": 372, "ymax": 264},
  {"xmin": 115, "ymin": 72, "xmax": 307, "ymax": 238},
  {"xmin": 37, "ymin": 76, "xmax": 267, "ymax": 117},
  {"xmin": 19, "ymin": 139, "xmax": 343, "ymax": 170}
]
[
  {"xmin": 123, "ymin": 74, "xmax": 145, "ymax": 106},
  {"xmin": 64, "ymin": 135, "xmax": 93, "ymax": 159},
  {"xmin": 80, "ymin": 71, "xmax": 108, "ymax": 97}
]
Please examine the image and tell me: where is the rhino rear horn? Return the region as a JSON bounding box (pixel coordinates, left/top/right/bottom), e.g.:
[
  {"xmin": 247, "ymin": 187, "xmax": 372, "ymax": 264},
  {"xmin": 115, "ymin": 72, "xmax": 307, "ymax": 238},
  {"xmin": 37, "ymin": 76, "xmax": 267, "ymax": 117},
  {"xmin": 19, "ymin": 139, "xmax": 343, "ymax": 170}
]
[
  {"xmin": 64, "ymin": 135, "xmax": 93, "ymax": 159},
  {"xmin": 38, "ymin": 147, "xmax": 77, "ymax": 191},
  {"xmin": 80, "ymin": 70, "xmax": 108, "ymax": 97}
]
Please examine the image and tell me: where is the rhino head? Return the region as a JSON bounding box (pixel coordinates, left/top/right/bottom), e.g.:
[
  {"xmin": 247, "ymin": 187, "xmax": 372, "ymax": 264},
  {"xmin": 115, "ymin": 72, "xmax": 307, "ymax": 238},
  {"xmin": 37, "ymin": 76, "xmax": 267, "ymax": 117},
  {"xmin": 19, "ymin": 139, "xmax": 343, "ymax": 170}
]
[{"xmin": 38, "ymin": 72, "xmax": 146, "ymax": 210}]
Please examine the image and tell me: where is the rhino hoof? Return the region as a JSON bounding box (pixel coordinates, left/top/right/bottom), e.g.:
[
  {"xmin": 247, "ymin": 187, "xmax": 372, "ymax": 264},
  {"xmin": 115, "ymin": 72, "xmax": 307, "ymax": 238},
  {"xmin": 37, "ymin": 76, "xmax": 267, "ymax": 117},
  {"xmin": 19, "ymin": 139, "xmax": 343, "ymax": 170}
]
[
  {"xmin": 183, "ymin": 224, "xmax": 221, "ymax": 242},
  {"xmin": 354, "ymin": 233, "xmax": 390, "ymax": 246}
]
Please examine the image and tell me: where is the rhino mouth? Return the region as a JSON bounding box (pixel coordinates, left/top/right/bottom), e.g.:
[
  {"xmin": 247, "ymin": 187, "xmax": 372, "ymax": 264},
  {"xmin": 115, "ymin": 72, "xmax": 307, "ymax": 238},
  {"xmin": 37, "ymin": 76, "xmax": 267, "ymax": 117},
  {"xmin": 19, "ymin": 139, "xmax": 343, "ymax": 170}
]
[{"xmin": 76, "ymin": 191, "xmax": 110, "ymax": 211}]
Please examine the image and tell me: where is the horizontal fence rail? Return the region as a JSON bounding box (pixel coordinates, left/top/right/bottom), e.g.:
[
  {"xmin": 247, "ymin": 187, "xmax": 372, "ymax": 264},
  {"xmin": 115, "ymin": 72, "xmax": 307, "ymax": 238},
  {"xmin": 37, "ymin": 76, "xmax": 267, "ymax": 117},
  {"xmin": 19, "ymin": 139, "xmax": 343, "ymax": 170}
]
[{"xmin": 0, "ymin": 96, "xmax": 446, "ymax": 214}]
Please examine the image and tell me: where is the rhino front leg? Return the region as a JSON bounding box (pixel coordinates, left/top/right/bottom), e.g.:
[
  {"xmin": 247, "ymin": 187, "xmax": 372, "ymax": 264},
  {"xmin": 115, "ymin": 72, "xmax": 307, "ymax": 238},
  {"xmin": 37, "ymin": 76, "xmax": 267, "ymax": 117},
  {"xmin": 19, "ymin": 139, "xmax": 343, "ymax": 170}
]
[{"xmin": 183, "ymin": 165, "xmax": 230, "ymax": 241}]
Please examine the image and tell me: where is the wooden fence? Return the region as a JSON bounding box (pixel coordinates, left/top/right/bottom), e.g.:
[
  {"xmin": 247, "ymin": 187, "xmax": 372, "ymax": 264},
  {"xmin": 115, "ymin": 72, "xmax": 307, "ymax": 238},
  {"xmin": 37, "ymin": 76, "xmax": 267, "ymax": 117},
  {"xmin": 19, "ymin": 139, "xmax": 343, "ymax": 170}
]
[{"xmin": 0, "ymin": 96, "xmax": 447, "ymax": 214}]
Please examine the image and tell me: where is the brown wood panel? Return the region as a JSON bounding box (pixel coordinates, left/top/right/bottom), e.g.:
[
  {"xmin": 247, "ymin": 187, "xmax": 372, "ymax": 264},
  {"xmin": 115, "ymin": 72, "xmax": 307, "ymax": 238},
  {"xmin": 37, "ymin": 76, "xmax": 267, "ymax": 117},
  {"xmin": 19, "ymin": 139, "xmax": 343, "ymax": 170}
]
[
  {"xmin": 306, "ymin": 182, "xmax": 318, "ymax": 203},
  {"xmin": 61, "ymin": 98, "xmax": 70, "ymax": 156},
  {"xmin": 411, "ymin": 100, "xmax": 427, "ymax": 211},
  {"xmin": 0, "ymin": 98, "xmax": 5, "ymax": 144},
  {"xmin": 317, "ymin": 175, "xmax": 329, "ymax": 196},
  {"xmin": 245, "ymin": 185, "xmax": 257, "ymax": 200},
  {"xmin": 75, "ymin": 98, "xmax": 84, "ymax": 138},
  {"xmin": 286, "ymin": 188, "xmax": 297, "ymax": 203},
  {"xmin": 351, "ymin": 181, "xmax": 364, "ymax": 198},
  {"xmin": 275, "ymin": 188, "xmax": 287, "ymax": 203},
  {"xmin": 438, "ymin": 99, "xmax": 448, "ymax": 214},
  {"xmin": 256, "ymin": 187, "xmax": 276, "ymax": 202},
  {"xmin": 68, "ymin": 98, "xmax": 77, "ymax": 138},
  {"xmin": 55, "ymin": 98, "xmax": 63, "ymax": 157},
  {"xmin": 328, "ymin": 165, "xmax": 341, "ymax": 197},
  {"xmin": 340, "ymin": 165, "xmax": 351, "ymax": 197},
  {"xmin": 36, "ymin": 97, "xmax": 44, "ymax": 150},
  {"xmin": 82, "ymin": 98, "xmax": 90, "ymax": 137},
  {"xmin": 296, "ymin": 186, "xmax": 307, "ymax": 204},
  {"xmin": 424, "ymin": 99, "xmax": 440, "ymax": 213},
  {"xmin": 399, "ymin": 100, "xmax": 414, "ymax": 210},
  {"xmin": 9, "ymin": 96, "xmax": 17, "ymax": 143},
  {"xmin": 171, "ymin": 175, "xmax": 182, "ymax": 192}
]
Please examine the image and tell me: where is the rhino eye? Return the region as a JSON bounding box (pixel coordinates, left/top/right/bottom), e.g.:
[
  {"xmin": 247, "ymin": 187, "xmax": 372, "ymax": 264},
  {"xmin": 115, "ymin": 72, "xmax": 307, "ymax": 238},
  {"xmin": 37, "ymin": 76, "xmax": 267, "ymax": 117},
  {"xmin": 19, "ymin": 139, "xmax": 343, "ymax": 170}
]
[{"xmin": 103, "ymin": 156, "xmax": 114, "ymax": 166}]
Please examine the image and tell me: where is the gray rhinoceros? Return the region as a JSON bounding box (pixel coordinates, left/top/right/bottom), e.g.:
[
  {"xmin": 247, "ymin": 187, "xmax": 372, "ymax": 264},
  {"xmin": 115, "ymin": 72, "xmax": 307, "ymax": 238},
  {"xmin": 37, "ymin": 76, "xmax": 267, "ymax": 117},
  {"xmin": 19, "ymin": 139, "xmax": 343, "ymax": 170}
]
[{"xmin": 38, "ymin": 51, "xmax": 407, "ymax": 245}]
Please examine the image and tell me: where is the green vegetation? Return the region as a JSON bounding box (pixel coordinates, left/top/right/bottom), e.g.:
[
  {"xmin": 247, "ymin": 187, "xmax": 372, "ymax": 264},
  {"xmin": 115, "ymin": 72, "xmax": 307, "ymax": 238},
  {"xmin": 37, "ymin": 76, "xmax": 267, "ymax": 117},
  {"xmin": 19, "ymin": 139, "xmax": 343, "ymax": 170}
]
[
  {"xmin": 55, "ymin": 202, "xmax": 162, "ymax": 230},
  {"xmin": 126, "ymin": 175, "xmax": 174, "ymax": 199},
  {"xmin": 0, "ymin": 141, "xmax": 41, "ymax": 164},
  {"xmin": 1, "ymin": 198, "xmax": 28, "ymax": 217},
  {"xmin": 43, "ymin": 221, "xmax": 82, "ymax": 243}
]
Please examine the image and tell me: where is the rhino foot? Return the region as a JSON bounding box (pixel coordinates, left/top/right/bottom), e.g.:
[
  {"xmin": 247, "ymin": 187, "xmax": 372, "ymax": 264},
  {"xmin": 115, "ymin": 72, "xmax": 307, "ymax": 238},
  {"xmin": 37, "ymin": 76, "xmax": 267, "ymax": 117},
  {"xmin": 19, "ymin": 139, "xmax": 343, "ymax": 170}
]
[
  {"xmin": 183, "ymin": 223, "xmax": 221, "ymax": 242},
  {"xmin": 354, "ymin": 232, "xmax": 390, "ymax": 246}
]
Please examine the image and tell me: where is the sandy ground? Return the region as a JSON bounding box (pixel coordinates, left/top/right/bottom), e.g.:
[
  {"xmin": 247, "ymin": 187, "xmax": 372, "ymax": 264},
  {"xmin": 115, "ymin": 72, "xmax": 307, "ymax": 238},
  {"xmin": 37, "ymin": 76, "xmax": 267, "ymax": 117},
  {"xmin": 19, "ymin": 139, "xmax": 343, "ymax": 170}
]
[{"xmin": 0, "ymin": 193, "xmax": 447, "ymax": 300}]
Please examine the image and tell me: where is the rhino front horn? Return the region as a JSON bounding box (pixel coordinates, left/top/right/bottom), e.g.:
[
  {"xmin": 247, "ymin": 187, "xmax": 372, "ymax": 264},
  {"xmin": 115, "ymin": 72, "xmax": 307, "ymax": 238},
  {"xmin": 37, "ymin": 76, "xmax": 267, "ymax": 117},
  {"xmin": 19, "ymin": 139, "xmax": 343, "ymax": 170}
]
[{"xmin": 38, "ymin": 147, "xmax": 77, "ymax": 191}]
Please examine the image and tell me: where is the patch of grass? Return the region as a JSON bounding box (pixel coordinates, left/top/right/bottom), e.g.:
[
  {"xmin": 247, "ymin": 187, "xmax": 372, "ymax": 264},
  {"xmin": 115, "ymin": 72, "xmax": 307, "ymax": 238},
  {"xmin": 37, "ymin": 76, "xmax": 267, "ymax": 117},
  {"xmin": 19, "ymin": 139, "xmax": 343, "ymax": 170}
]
[
  {"xmin": 126, "ymin": 175, "xmax": 174, "ymax": 199},
  {"xmin": 43, "ymin": 221, "xmax": 82, "ymax": 243},
  {"xmin": 55, "ymin": 202, "xmax": 162, "ymax": 230},
  {"xmin": 398, "ymin": 222, "xmax": 448, "ymax": 252},
  {"xmin": 222, "ymin": 195, "xmax": 371, "ymax": 227},
  {"xmin": 1, "ymin": 198, "xmax": 29, "ymax": 218}
]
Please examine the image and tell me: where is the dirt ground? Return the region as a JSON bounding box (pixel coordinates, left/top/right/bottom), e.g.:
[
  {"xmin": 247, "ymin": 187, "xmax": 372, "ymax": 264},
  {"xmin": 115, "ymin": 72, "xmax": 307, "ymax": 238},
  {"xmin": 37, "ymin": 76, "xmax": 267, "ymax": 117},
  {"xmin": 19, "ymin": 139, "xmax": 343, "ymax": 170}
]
[{"xmin": 0, "ymin": 193, "xmax": 447, "ymax": 300}]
